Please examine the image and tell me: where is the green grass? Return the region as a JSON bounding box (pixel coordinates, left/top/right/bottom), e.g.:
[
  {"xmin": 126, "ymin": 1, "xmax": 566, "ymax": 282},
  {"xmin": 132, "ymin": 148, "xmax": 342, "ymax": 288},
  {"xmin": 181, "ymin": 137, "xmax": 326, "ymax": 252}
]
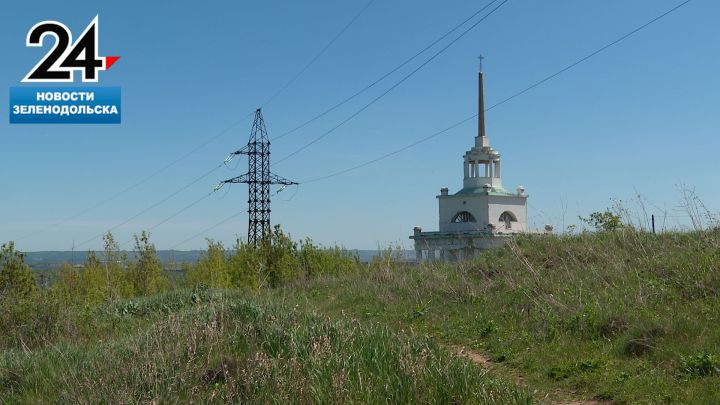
[
  {"xmin": 2, "ymin": 229, "xmax": 720, "ymax": 403},
  {"xmin": 0, "ymin": 290, "xmax": 531, "ymax": 404}
]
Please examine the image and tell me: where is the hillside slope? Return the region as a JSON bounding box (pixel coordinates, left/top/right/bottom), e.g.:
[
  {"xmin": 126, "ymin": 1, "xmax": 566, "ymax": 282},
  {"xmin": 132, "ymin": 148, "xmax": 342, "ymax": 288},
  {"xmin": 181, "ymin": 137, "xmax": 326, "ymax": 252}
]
[
  {"xmin": 271, "ymin": 231, "xmax": 720, "ymax": 403},
  {"xmin": 2, "ymin": 230, "xmax": 720, "ymax": 403}
]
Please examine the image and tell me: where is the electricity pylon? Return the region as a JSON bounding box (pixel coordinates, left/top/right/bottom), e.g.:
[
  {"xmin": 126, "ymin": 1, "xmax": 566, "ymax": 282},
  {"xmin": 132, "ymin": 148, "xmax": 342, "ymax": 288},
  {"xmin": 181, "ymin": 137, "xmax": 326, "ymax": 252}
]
[{"xmin": 222, "ymin": 109, "xmax": 297, "ymax": 246}]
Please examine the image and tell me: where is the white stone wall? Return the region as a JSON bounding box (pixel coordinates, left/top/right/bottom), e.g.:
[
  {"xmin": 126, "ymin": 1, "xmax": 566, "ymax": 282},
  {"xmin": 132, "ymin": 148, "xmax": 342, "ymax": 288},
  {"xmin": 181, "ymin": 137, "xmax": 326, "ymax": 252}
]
[
  {"xmin": 438, "ymin": 194, "xmax": 490, "ymax": 232},
  {"xmin": 412, "ymin": 234, "xmax": 507, "ymax": 262},
  {"xmin": 488, "ymin": 196, "xmax": 529, "ymax": 233},
  {"xmin": 438, "ymin": 193, "xmax": 528, "ymax": 233}
]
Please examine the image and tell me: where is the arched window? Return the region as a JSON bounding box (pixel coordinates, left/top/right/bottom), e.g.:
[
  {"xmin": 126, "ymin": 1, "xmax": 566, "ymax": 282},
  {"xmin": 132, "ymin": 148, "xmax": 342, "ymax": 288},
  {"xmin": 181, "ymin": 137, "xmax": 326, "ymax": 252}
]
[
  {"xmin": 499, "ymin": 211, "xmax": 517, "ymax": 229},
  {"xmin": 452, "ymin": 211, "xmax": 476, "ymax": 223}
]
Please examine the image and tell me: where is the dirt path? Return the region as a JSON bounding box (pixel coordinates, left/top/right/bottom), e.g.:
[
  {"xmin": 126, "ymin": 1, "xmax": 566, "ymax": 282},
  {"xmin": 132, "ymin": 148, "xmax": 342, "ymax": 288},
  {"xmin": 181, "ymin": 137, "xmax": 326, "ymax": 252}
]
[
  {"xmin": 451, "ymin": 345, "xmax": 611, "ymax": 405},
  {"xmin": 453, "ymin": 345, "xmax": 492, "ymax": 367}
]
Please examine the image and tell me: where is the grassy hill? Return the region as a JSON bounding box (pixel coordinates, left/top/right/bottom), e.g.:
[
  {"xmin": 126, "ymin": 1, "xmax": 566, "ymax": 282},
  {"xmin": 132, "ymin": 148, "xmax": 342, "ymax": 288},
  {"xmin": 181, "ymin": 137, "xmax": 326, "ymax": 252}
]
[{"xmin": 2, "ymin": 229, "xmax": 720, "ymax": 403}]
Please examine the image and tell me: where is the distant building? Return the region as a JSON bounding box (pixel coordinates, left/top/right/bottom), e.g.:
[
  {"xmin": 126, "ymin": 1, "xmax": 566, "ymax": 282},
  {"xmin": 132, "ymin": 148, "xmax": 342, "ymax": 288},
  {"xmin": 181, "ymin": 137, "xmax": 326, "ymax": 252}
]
[{"xmin": 410, "ymin": 63, "xmax": 529, "ymax": 262}]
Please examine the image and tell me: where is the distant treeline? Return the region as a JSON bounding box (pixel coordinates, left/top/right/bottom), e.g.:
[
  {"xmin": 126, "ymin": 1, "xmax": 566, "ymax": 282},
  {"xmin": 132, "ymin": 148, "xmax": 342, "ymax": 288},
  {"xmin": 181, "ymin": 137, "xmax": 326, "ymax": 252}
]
[
  {"xmin": 22, "ymin": 250, "xmax": 204, "ymax": 270},
  {"xmin": 22, "ymin": 247, "xmax": 413, "ymax": 270}
]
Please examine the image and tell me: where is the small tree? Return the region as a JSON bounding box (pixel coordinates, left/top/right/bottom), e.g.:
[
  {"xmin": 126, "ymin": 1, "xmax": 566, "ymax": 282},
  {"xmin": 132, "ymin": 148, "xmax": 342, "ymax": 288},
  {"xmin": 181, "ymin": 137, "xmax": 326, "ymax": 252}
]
[
  {"xmin": 83, "ymin": 251, "xmax": 112, "ymax": 304},
  {"xmin": 128, "ymin": 231, "xmax": 167, "ymax": 296},
  {"xmin": 0, "ymin": 242, "xmax": 37, "ymax": 299},
  {"xmin": 579, "ymin": 210, "xmax": 624, "ymax": 232},
  {"xmin": 102, "ymin": 232, "xmax": 133, "ymax": 299}
]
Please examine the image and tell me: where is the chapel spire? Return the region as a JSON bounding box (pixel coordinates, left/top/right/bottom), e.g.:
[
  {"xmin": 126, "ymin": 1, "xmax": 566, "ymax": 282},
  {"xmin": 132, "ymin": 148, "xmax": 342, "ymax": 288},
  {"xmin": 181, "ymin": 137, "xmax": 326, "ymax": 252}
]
[{"xmin": 478, "ymin": 54, "xmax": 486, "ymax": 139}]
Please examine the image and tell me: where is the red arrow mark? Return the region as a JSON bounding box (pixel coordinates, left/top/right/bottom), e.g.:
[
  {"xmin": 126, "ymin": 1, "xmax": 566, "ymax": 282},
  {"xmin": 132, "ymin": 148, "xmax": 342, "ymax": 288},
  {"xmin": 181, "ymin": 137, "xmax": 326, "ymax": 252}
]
[{"xmin": 105, "ymin": 56, "xmax": 120, "ymax": 70}]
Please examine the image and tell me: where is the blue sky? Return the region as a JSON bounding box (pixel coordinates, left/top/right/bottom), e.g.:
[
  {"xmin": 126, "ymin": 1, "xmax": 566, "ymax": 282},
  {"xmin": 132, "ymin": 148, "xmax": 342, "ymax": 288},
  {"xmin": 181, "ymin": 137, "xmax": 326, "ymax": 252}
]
[{"xmin": 1, "ymin": 0, "xmax": 718, "ymax": 251}]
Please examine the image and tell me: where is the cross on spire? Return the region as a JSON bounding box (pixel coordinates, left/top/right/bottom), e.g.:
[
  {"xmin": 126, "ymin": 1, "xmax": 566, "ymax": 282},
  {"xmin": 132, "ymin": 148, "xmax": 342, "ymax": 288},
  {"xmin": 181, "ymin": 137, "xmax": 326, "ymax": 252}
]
[{"xmin": 478, "ymin": 54, "xmax": 484, "ymax": 72}]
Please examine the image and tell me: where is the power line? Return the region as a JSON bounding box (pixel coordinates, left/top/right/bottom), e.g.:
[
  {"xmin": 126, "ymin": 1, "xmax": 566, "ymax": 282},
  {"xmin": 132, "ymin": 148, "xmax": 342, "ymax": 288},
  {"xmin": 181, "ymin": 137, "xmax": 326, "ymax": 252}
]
[
  {"xmin": 93, "ymin": 1, "xmax": 505, "ymax": 249},
  {"xmin": 485, "ymin": 0, "xmax": 692, "ymax": 112},
  {"xmin": 118, "ymin": 191, "xmax": 215, "ymax": 248},
  {"xmin": 273, "ymin": 0, "xmax": 510, "ymax": 166},
  {"xmin": 74, "ymin": 164, "xmax": 223, "ymax": 250},
  {"xmin": 62, "ymin": 2, "xmax": 504, "ymax": 249},
  {"xmin": 169, "ymin": 210, "xmax": 246, "ymax": 250},
  {"xmin": 139, "ymin": 0, "xmax": 693, "ymax": 248},
  {"xmin": 55, "ymin": 0, "xmax": 692, "ymax": 250},
  {"xmin": 261, "ymin": 0, "xmax": 377, "ymax": 109},
  {"xmin": 299, "ymin": 0, "xmax": 692, "ymax": 184},
  {"xmin": 270, "ymin": 0, "xmax": 503, "ymax": 142},
  {"xmin": 15, "ymin": 1, "xmax": 371, "ymax": 245},
  {"xmin": 115, "ymin": 4, "xmax": 375, "ymax": 248},
  {"xmin": 302, "ymin": 114, "xmax": 477, "ymax": 183},
  {"xmin": 14, "ymin": 112, "xmax": 254, "ymax": 244},
  {"xmin": 124, "ymin": 182, "xmax": 300, "ymax": 251}
]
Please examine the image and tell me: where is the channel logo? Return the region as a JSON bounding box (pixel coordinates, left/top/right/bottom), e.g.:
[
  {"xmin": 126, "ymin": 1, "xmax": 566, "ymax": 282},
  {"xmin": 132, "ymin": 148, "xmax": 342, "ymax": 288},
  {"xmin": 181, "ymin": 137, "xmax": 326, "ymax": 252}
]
[{"xmin": 9, "ymin": 15, "xmax": 122, "ymax": 124}]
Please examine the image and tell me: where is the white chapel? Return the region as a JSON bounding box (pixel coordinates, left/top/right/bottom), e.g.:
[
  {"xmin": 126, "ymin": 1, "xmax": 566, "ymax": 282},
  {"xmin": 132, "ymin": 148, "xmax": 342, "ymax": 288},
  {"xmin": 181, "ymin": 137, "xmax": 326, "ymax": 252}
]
[{"xmin": 411, "ymin": 63, "xmax": 530, "ymax": 261}]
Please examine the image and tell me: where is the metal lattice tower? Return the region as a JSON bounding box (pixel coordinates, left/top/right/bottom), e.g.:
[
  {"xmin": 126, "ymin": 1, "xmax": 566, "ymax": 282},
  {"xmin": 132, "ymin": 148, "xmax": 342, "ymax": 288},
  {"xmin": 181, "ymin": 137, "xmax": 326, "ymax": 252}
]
[{"xmin": 222, "ymin": 109, "xmax": 297, "ymax": 246}]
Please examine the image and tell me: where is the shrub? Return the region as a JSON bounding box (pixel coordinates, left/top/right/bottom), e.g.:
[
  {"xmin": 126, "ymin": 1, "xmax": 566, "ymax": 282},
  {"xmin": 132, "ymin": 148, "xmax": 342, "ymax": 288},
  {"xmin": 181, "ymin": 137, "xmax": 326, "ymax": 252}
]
[
  {"xmin": 261, "ymin": 225, "xmax": 301, "ymax": 287},
  {"xmin": 579, "ymin": 209, "xmax": 624, "ymax": 232},
  {"xmin": 0, "ymin": 242, "xmax": 37, "ymax": 299},
  {"xmin": 0, "ymin": 243, "xmax": 61, "ymax": 349},
  {"xmin": 298, "ymin": 238, "xmax": 358, "ymax": 278},
  {"xmin": 186, "ymin": 240, "xmax": 232, "ymax": 289},
  {"xmin": 227, "ymin": 241, "xmax": 263, "ymax": 289},
  {"xmin": 127, "ymin": 231, "xmax": 168, "ymax": 296}
]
